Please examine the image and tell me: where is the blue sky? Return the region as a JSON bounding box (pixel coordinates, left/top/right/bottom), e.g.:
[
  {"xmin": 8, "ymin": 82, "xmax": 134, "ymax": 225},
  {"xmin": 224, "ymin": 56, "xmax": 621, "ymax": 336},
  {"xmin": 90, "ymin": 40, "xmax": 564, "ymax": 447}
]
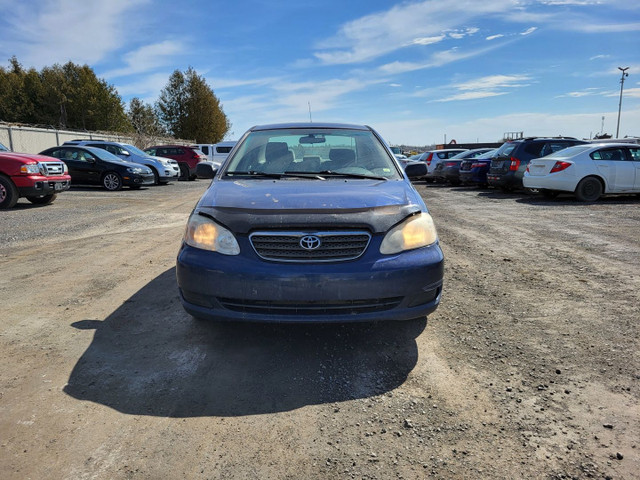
[{"xmin": 1, "ymin": 0, "xmax": 639, "ymax": 145}]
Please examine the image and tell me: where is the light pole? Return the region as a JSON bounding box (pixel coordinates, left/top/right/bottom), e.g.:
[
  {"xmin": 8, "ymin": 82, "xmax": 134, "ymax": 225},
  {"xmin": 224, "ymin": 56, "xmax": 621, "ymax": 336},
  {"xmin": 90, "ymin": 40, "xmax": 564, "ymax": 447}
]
[{"xmin": 616, "ymin": 67, "xmax": 629, "ymax": 138}]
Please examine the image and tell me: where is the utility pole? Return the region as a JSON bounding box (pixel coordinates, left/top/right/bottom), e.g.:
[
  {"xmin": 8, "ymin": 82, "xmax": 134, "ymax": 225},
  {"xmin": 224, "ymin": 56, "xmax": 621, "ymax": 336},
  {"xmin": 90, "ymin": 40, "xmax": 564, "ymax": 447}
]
[{"xmin": 616, "ymin": 67, "xmax": 629, "ymax": 138}]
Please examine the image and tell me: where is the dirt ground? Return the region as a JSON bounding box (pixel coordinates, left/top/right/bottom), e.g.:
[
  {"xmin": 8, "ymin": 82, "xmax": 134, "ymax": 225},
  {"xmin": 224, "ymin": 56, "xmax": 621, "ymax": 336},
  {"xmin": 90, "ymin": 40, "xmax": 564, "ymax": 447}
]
[{"xmin": 0, "ymin": 180, "xmax": 638, "ymax": 480}]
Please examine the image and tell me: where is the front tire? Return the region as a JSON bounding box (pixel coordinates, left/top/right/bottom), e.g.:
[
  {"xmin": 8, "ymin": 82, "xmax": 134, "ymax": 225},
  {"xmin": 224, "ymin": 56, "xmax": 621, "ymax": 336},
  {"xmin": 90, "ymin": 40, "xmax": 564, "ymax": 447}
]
[
  {"xmin": 102, "ymin": 172, "xmax": 123, "ymax": 191},
  {"xmin": 149, "ymin": 167, "xmax": 159, "ymax": 185},
  {"xmin": 0, "ymin": 175, "xmax": 19, "ymax": 209},
  {"xmin": 575, "ymin": 177, "xmax": 602, "ymax": 202},
  {"xmin": 27, "ymin": 194, "xmax": 57, "ymax": 205}
]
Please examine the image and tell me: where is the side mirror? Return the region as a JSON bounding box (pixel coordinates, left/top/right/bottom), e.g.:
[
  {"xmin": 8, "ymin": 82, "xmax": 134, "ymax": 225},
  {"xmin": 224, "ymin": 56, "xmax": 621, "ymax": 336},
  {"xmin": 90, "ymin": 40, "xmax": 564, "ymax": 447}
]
[
  {"xmin": 404, "ymin": 162, "xmax": 427, "ymax": 178},
  {"xmin": 196, "ymin": 162, "xmax": 218, "ymax": 179}
]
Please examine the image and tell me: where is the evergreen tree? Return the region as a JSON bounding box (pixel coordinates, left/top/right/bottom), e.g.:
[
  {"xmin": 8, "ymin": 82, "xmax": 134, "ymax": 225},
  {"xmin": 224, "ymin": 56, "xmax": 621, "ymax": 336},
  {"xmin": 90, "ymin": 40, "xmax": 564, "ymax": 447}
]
[
  {"xmin": 0, "ymin": 57, "xmax": 131, "ymax": 132},
  {"xmin": 128, "ymin": 97, "xmax": 164, "ymax": 136},
  {"xmin": 157, "ymin": 67, "xmax": 230, "ymax": 143}
]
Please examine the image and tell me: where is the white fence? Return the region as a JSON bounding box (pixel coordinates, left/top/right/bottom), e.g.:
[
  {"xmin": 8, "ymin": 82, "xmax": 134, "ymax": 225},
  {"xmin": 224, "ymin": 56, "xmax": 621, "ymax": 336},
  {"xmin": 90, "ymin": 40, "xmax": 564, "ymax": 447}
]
[{"xmin": 0, "ymin": 123, "xmax": 190, "ymax": 154}]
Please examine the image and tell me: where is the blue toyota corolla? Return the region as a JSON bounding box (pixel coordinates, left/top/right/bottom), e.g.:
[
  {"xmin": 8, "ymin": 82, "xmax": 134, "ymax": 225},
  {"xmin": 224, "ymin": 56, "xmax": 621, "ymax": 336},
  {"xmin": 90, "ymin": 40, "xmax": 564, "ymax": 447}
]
[{"xmin": 176, "ymin": 123, "xmax": 444, "ymax": 322}]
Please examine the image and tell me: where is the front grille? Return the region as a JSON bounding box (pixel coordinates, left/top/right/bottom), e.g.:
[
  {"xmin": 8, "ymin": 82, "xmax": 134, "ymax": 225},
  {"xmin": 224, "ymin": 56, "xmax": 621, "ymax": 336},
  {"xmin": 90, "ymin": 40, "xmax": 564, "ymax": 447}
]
[
  {"xmin": 217, "ymin": 297, "xmax": 403, "ymax": 316},
  {"xmin": 41, "ymin": 162, "xmax": 65, "ymax": 176},
  {"xmin": 250, "ymin": 231, "xmax": 371, "ymax": 262}
]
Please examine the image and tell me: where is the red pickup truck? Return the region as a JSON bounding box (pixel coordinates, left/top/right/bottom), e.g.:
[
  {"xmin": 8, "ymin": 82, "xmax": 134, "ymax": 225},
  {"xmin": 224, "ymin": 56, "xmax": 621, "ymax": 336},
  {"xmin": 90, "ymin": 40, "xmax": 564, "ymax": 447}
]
[{"xmin": 0, "ymin": 152, "xmax": 71, "ymax": 209}]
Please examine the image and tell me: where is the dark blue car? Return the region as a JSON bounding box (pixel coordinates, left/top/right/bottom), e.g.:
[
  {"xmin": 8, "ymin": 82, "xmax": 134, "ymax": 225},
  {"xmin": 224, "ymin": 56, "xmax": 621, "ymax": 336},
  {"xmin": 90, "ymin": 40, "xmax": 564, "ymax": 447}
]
[
  {"xmin": 176, "ymin": 123, "xmax": 444, "ymax": 323},
  {"xmin": 458, "ymin": 148, "xmax": 498, "ymax": 187}
]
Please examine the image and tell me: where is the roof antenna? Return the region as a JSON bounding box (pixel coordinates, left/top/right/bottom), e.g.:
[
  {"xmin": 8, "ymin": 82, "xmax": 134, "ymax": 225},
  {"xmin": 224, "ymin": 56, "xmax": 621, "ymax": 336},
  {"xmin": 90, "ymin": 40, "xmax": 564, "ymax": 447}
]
[{"xmin": 308, "ymin": 102, "xmax": 312, "ymax": 122}]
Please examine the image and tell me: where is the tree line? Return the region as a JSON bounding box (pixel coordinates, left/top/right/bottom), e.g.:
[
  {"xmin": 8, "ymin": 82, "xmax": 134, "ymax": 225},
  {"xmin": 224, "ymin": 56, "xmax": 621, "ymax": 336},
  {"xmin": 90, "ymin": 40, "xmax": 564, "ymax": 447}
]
[{"xmin": 0, "ymin": 57, "xmax": 230, "ymax": 144}]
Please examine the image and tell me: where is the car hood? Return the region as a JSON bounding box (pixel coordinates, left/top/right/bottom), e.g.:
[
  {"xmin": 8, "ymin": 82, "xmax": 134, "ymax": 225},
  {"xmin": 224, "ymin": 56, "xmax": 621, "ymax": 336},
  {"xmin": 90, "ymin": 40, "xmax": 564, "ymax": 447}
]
[
  {"xmin": 151, "ymin": 155, "xmax": 176, "ymax": 164},
  {"xmin": 195, "ymin": 178, "xmax": 425, "ymax": 234}
]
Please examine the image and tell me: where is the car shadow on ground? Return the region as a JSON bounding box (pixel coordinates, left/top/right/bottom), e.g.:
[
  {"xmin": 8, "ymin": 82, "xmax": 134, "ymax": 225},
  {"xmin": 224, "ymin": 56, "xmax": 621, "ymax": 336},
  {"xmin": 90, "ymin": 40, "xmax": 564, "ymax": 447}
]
[{"xmin": 64, "ymin": 267, "xmax": 426, "ymax": 418}]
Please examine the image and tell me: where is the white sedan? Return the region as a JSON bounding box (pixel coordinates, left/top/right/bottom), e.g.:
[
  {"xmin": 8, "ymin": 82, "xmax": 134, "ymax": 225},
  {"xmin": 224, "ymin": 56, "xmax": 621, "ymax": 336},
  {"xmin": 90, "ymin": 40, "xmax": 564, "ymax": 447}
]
[{"xmin": 523, "ymin": 143, "xmax": 640, "ymax": 201}]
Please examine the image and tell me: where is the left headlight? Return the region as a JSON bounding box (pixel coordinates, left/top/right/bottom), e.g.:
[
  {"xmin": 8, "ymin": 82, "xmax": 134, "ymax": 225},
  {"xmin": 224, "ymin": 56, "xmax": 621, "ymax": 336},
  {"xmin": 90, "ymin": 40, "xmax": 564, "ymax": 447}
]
[
  {"xmin": 20, "ymin": 163, "xmax": 41, "ymax": 175},
  {"xmin": 380, "ymin": 212, "xmax": 438, "ymax": 254},
  {"xmin": 184, "ymin": 214, "xmax": 240, "ymax": 255}
]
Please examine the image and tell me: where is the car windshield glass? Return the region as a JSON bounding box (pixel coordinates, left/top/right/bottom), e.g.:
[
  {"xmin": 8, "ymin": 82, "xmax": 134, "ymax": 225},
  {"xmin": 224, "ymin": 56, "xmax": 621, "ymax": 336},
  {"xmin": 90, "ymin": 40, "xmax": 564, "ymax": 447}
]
[
  {"xmin": 474, "ymin": 149, "xmax": 498, "ymax": 159},
  {"xmin": 495, "ymin": 143, "xmax": 517, "ymax": 157},
  {"xmin": 122, "ymin": 144, "xmax": 148, "ymax": 156},
  {"xmin": 544, "ymin": 144, "xmax": 593, "ymax": 158},
  {"xmin": 0, "ymin": 142, "xmax": 8, "ymax": 152},
  {"xmin": 86, "ymin": 147, "xmax": 123, "ymax": 161},
  {"xmin": 224, "ymin": 128, "xmax": 401, "ymax": 179}
]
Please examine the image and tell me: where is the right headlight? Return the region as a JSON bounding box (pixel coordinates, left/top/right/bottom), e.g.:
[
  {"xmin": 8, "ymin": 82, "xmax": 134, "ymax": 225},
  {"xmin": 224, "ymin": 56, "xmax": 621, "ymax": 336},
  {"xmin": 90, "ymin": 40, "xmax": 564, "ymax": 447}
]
[
  {"xmin": 184, "ymin": 214, "xmax": 240, "ymax": 255},
  {"xmin": 380, "ymin": 213, "xmax": 438, "ymax": 254}
]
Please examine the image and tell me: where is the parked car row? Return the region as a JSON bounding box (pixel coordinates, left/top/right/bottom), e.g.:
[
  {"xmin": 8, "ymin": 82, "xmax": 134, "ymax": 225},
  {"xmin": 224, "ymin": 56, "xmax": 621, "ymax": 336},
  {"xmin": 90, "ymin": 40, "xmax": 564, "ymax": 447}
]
[
  {"xmin": 406, "ymin": 137, "xmax": 640, "ymax": 202},
  {"xmin": 0, "ymin": 139, "xmax": 226, "ymax": 208}
]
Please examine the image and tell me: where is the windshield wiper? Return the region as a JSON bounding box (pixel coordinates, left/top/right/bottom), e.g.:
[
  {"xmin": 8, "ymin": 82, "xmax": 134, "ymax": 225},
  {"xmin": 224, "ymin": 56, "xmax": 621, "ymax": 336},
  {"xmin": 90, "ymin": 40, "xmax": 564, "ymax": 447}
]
[
  {"xmin": 316, "ymin": 170, "xmax": 388, "ymax": 181},
  {"xmin": 225, "ymin": 170, "xmax": 326, "ymax": 180}
]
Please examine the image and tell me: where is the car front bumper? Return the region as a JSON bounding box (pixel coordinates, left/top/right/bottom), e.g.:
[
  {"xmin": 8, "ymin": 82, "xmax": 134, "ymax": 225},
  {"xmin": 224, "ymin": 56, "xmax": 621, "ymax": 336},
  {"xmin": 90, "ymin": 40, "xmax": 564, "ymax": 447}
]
[
  {"xmin": 15, "ymin": 175, "xmax": 71, "ymax": 196},
  {"xmin": 176, "ymin": 240, "xmax": 444, "ymax": 323},
  {"xmin": 123, "ymin": 173, "xmax": 155, "ymax": 186}
]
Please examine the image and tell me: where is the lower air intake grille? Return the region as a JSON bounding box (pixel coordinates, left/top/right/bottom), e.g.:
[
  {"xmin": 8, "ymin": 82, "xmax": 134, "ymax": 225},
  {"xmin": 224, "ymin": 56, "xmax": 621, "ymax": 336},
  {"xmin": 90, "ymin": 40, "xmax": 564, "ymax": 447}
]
[{"xmin": 217, "ymin": 297, "xmax": 403, "ymax": 316}]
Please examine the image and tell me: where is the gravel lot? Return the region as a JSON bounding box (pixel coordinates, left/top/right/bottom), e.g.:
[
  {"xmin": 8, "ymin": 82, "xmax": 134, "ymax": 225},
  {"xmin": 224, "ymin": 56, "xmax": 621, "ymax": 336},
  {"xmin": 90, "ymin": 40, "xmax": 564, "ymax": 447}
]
[{"xmin": 1, "ymin": 180, "xmax": 638, "ymax": 479}]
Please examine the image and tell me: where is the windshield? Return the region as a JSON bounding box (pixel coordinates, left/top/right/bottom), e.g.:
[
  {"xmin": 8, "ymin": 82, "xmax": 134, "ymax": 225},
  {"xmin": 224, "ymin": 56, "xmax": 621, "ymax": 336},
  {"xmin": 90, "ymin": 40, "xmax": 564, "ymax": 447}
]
[
  {"xmin": 122, "ymin": 144, "xmax": 149, "ymax": 157},
  {"xmin": 87, "ymin": 147, "xmax": 126, "ymax": 162},
  {"xmin": 495, "ymin": 142, "xmax": 517, "ymax": 157},
  {"xmin": 224, "ymin": 128, "xmax": 401, "ymax": 179},
  {"xmin": 475, "ymin": 148, "xmax": 498, "ymax": 159}
]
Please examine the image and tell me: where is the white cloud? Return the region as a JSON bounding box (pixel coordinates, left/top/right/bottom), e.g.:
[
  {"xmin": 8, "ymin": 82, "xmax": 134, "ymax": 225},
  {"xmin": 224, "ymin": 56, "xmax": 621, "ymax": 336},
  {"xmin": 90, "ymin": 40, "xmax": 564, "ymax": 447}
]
[
  {"xmin": 520, "ymin": 27, "xmax": 538, "ymax": 35},
  {"xmin": 436, "ymin": 91, "xmax": 508, "ymax": 102},
  {"xmin": 0, "ymin": 0, "xmax": 149, "ymax": 68},
  {"xmin": 567, "ymin": 22, "xmax": 640, "ymax": 33},
  {"xmin": 589, "ymin": 54, "xmax": 610, "ymax": 60},
  {"xmin": 448, "ymin": 27, "xmax": 480, "ymax": 39},
  {"xmin": 604, "ymin": 87, "xmax": 640, "ymax": 98},
  {"xmin": 409, "ymin": 35, "xmax": 446, "ymax": 46},
  {"xmin": 114, "ymin": 72, "xmax": 172, "ymax": 104},
  {"xmin": 430, "ymin": 74, "xmax": 533, "ymax": 102},
  {"xmin": 101, "ymin": 40, "xmax": 186, "ymax": 78},
  {"xmin": 455, "ymin": 74, "xmax": 533, "ymax": 91},
  {"xmin": 313, "ymin": 0, "xmax": 517, "ymax": 65},
  {"xmin": 486, "ymin": 34, "xmax": 505, "ymax": 40}
]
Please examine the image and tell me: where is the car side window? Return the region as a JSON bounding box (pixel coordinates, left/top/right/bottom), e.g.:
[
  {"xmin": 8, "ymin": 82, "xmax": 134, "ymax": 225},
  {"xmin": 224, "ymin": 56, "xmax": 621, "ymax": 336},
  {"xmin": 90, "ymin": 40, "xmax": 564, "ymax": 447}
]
[
  {"xmin": 591, "ymin": 148, "xmax": 626, "ymax": 161},
  {"xmin": 47, "ymin": 149, "xmax": 63, "ymax": 159},
  {"xmin": 62, "ymin": 149, "xmax": 78, "ymax": 161},
  {"xmin": 146, "ymin": 148, "xmax": 156, "ymax": 156},
  {"xmin": 629, "ymin": 147, "xmax": 639, "ymax": 161},
  {"xmin": 524, "ymin": 142, "xmax": 545, "ymax": 156},
  {"xmin": 546, "ymin": 142, "xmax": 571, "ymax": 155},
  {"xmin": 200, "ymin": 146, "xmax": 209, "ymax": 154},
  {"xmin": 75, "ymin": 149, "xmax": 94, "ymax": 162}
]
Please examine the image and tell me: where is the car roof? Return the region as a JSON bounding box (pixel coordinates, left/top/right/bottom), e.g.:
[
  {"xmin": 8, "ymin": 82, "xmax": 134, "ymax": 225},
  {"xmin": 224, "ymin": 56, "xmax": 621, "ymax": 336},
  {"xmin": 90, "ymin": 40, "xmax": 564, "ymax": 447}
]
[
  {"xmin": 249, "ymin": 122, "xmax": 371, "ymax": 131},
  {"xmin": 578, "ymin": 142, "xmax": 636, "ymax": 149},
  {"xmin": 50, "ymin": 145, "xmax": 113, "ymax": 154},
  {"xmin": 147, "ymin": 144, "xmax": 195, "ymax": 148},
  {"xmin": 509, "ymin": 137, "xmax": 580, "ymax": 142},
  {"xmin": 65, "ymin": 139, "xmax": 122, "ymax": 145}
]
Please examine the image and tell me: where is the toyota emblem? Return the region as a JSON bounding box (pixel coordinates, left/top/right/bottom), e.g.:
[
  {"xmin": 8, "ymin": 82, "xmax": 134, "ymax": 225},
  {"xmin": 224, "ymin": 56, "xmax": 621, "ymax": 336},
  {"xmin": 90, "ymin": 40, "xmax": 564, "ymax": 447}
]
[{"xmin": 300, "ymin": 235, "xmax": 321, "ymax": 250}]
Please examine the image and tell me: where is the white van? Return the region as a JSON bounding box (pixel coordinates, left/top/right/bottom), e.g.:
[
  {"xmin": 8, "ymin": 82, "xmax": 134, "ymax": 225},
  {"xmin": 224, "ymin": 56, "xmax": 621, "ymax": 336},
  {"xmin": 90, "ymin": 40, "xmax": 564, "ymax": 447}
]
[{"xmin": 194, "ymin": 141, "xmax": 237, "ymax": 168}]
